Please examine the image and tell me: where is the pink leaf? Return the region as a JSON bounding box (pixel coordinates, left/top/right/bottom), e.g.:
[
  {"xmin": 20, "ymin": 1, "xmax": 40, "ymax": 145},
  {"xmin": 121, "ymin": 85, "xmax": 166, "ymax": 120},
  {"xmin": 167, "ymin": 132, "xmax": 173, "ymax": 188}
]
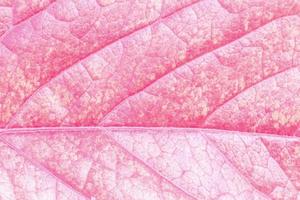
[
  {"xmin": 0, "ymin": 127, "xmax": 299, "ymax": 199},
  {"xmin": 0, "ymin": 0, "xmax": 54, "ymax": 37},
  {"xmin": 0, "ymin": 0, "xmax": 300, "ymax": 199}
]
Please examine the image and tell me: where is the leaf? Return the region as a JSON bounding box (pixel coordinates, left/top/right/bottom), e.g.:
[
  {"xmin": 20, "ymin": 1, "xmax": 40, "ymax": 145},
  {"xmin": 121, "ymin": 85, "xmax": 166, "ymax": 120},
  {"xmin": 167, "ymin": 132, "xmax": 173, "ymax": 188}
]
[
  {"xmin": 0, "ymin": 0, "xmax": 196, "ymax": 127},
  {"xmin": 0, "ymin": 128, "xmax": 197, "ymax": 200},
  {"xmin": 0, "ymin": 0, "xmax": 54, "ymax": 37},
  {"xmin": 0, "ymin": 135, "xmax": 88, "ymax": 200},
  {"xmin": 0, "ymin": 0, "xmax": 12, "ymax": 37},
  {"xmin": 3, "ymin": 1, "xmax": 300, "ymax": 134},
  {"xmin": 0, "ymin": 0, "xmax": 300, "ymax": 199},
  {"xmin": 0, "ymin": 127, "xmax": 299, "ymax": 199},
  {"xmin": 12, "ymin": 0, "xmax": 55, "ymax": 24}
]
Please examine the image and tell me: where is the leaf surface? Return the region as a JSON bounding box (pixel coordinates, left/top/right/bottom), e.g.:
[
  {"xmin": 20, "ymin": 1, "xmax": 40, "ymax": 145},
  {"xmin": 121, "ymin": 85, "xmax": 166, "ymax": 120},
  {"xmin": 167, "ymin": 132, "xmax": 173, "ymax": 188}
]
[
  {"xmin": 1, "ymin": 127, "xmax": 299, "ymax": 199},
  {"xmin": 0, "ymin": 0, "xmax": 54, "ymax": 37},
  {"xmin": 0, "ymin": 0, "xmax": 300, "ymax": 199}
]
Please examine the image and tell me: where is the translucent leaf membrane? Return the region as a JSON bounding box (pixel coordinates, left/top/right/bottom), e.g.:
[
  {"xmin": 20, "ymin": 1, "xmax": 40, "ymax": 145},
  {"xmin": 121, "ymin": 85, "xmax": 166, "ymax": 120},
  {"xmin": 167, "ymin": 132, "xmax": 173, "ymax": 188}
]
[
  {"xmin": 0, "ymin": 138, "xmax": 88, "ymax": 200},
  {"xmin": 1, "ymin": 127, "xmax": 299, "ymax": 199},
  {"xmin": 0, "ymin": 0, "xmax": 300, "ymax": 199}
]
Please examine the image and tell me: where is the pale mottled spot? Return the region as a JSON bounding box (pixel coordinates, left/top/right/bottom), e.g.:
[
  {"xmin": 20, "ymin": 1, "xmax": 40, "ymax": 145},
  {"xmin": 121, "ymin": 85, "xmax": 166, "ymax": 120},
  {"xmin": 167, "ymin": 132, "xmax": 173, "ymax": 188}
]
[
  {"xmin": 96, "ymin": 0, "xmax": 116, "ymax": 6},
  {"xmin": 272, "ymin": 111, "xmax": 288, "ymax": 125},
  {"xmin": 178, "ymin": 50, "xmax": 186, "ymax": 61},
  {"xmin": 290, "ymin": 112, "xmax": 300, "ymax": 124},
  {"xmin": 148, "ymin": 73, "xmax": 156, "ymax": 81}
]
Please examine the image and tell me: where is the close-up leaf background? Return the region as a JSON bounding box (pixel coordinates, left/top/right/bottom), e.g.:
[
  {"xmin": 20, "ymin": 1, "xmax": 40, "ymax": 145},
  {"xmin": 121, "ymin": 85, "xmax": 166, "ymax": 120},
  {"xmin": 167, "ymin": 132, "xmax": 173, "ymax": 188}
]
[{"xmin": 0, "ymin": 0, "xmax": 299, "ymax": 199}]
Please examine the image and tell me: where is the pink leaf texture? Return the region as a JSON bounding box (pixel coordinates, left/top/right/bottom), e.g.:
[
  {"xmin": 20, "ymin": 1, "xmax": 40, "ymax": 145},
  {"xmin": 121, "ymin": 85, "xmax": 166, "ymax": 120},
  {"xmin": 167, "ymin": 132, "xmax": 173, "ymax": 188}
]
[{"xmin": 0, "ymin": 0, "xmax": 299, "ymax": 199}]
